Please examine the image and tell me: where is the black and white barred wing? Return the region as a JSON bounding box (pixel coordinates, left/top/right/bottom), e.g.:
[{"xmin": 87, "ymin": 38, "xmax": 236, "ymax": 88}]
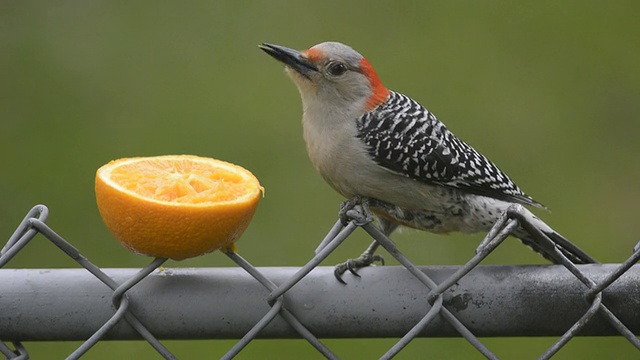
[{"xmin": 356, "ymin": 91, "xmax": 544, "ymax": 208}]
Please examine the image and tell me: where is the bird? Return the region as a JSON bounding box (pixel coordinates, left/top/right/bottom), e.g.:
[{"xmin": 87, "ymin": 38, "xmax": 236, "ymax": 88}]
[{"xmin": 259, "ymin": 41, "xmax": 596, "ymax": 281}]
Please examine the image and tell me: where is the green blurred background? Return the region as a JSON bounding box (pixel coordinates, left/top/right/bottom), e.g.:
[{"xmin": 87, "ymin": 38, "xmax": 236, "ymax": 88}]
[{"xmin": 2, "ymin": 1, "xmax": 639, "ymax": 359}]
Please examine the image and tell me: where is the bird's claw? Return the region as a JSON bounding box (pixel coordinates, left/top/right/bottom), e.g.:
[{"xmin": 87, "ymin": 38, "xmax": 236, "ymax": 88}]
[
  {"xmin": 334, "ymin": 253, "xmax": 385, "ymax": 284},
  {"xmin": 338, "ymin": 196, "xmax": 360, "ymax": 225},
  {"xmin": 339, "ymin": 196, "xmax": 374, "ymax": 226}
]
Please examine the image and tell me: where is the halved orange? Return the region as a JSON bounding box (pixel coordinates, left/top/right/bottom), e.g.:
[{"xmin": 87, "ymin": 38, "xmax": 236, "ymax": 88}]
[{"xmin": 95, "ymin": 155, "xmax": 263, "ymax": 260}]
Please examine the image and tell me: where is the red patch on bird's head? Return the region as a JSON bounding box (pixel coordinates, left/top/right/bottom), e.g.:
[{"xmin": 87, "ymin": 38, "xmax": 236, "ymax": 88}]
[
  {"xmin": 302, "ymin": 48, "xmax": 324, "ymax": 63},
  {"xmin": 359, "ymin": 58, "xmax": 389, "ymax": 110}
]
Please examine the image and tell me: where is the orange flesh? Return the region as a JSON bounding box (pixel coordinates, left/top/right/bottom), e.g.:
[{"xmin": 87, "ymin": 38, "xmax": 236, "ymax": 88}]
[{"xmin": 109, "ymin": 159, "xmax": 249, "ymax": 204}]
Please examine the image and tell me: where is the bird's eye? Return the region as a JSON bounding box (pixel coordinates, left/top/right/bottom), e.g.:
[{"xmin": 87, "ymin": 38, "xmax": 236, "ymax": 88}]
[{"xmin": 326, "ymin": 61, "xmax": 348, "ymax": 77}]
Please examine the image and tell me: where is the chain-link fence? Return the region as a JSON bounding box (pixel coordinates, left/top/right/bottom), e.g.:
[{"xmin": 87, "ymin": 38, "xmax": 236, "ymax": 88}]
[{"xmin": 1, "ymin": 204, "xmax": 639, "ymax": 359}]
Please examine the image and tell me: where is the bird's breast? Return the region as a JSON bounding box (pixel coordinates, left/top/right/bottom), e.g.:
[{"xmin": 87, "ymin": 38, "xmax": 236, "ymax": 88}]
[{"xmin": 301, "ymin": 112, "xmax": 457, "ymax": 212}]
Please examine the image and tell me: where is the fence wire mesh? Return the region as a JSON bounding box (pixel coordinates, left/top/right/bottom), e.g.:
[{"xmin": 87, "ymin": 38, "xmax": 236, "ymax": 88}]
[{"xmin": 1, "ymin": 204, "xmax": 639, "ymax": 359}]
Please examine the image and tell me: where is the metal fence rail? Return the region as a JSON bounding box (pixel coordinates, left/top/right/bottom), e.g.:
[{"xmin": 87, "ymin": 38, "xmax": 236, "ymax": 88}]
[
  {"xmin": 2, "ymin": 265, "xmax": 640, "ymax": 340},
  {"xmin": 1, "ymin": 204, "xmax": 639, "ymax": 360}
]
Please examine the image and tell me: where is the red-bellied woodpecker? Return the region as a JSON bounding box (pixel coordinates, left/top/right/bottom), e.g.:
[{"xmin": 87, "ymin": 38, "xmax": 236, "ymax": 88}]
[{"xmin": 260, "ymin": 41, "xmax": 596, "ymax": 281}]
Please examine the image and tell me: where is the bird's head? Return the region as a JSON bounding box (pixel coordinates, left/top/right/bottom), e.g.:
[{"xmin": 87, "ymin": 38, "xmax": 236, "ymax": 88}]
[{"xmin": 260, "ymin": 42, "xmax": 389, "ymax": 113}]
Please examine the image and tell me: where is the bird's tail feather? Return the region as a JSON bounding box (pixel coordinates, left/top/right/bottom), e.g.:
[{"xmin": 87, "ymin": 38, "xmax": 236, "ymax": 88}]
[{"xmin": 512, "ymin": 216, "xmax": 597, "ymax": 264}]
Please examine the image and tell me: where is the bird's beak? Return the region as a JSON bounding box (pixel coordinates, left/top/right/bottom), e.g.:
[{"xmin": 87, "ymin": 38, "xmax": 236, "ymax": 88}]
[{"xmin": 259, "ymin": 43, "xmax": 318, "ymax": 79}]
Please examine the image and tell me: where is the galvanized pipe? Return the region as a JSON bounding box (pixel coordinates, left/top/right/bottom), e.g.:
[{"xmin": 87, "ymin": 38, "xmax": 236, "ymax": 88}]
[{"xmin": 0, "ymin": 265, "xmax": 638, "ymax": 341}]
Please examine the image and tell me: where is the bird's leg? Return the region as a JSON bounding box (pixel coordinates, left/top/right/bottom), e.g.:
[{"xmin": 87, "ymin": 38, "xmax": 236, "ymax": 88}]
[
  {"xmin": 334, "ymin": 240, "xmax": 384, "ymax": 284},
  {"xmin": 334, "ymin": 207, "xmax": 398, "ymax": 284}
]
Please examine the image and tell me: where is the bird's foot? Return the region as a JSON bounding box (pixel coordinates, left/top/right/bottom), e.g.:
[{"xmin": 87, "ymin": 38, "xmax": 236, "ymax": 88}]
[
  {"xmin": 335, "ymin": 197, "xmax": 380, "ymax": 284},
  {"xmin": 338, "ymin": 195, "xmax": 373, "ymax": 226},
  {"xmin": 334, "ymin": 244, "xmax": 384, "ymax": 284}
]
